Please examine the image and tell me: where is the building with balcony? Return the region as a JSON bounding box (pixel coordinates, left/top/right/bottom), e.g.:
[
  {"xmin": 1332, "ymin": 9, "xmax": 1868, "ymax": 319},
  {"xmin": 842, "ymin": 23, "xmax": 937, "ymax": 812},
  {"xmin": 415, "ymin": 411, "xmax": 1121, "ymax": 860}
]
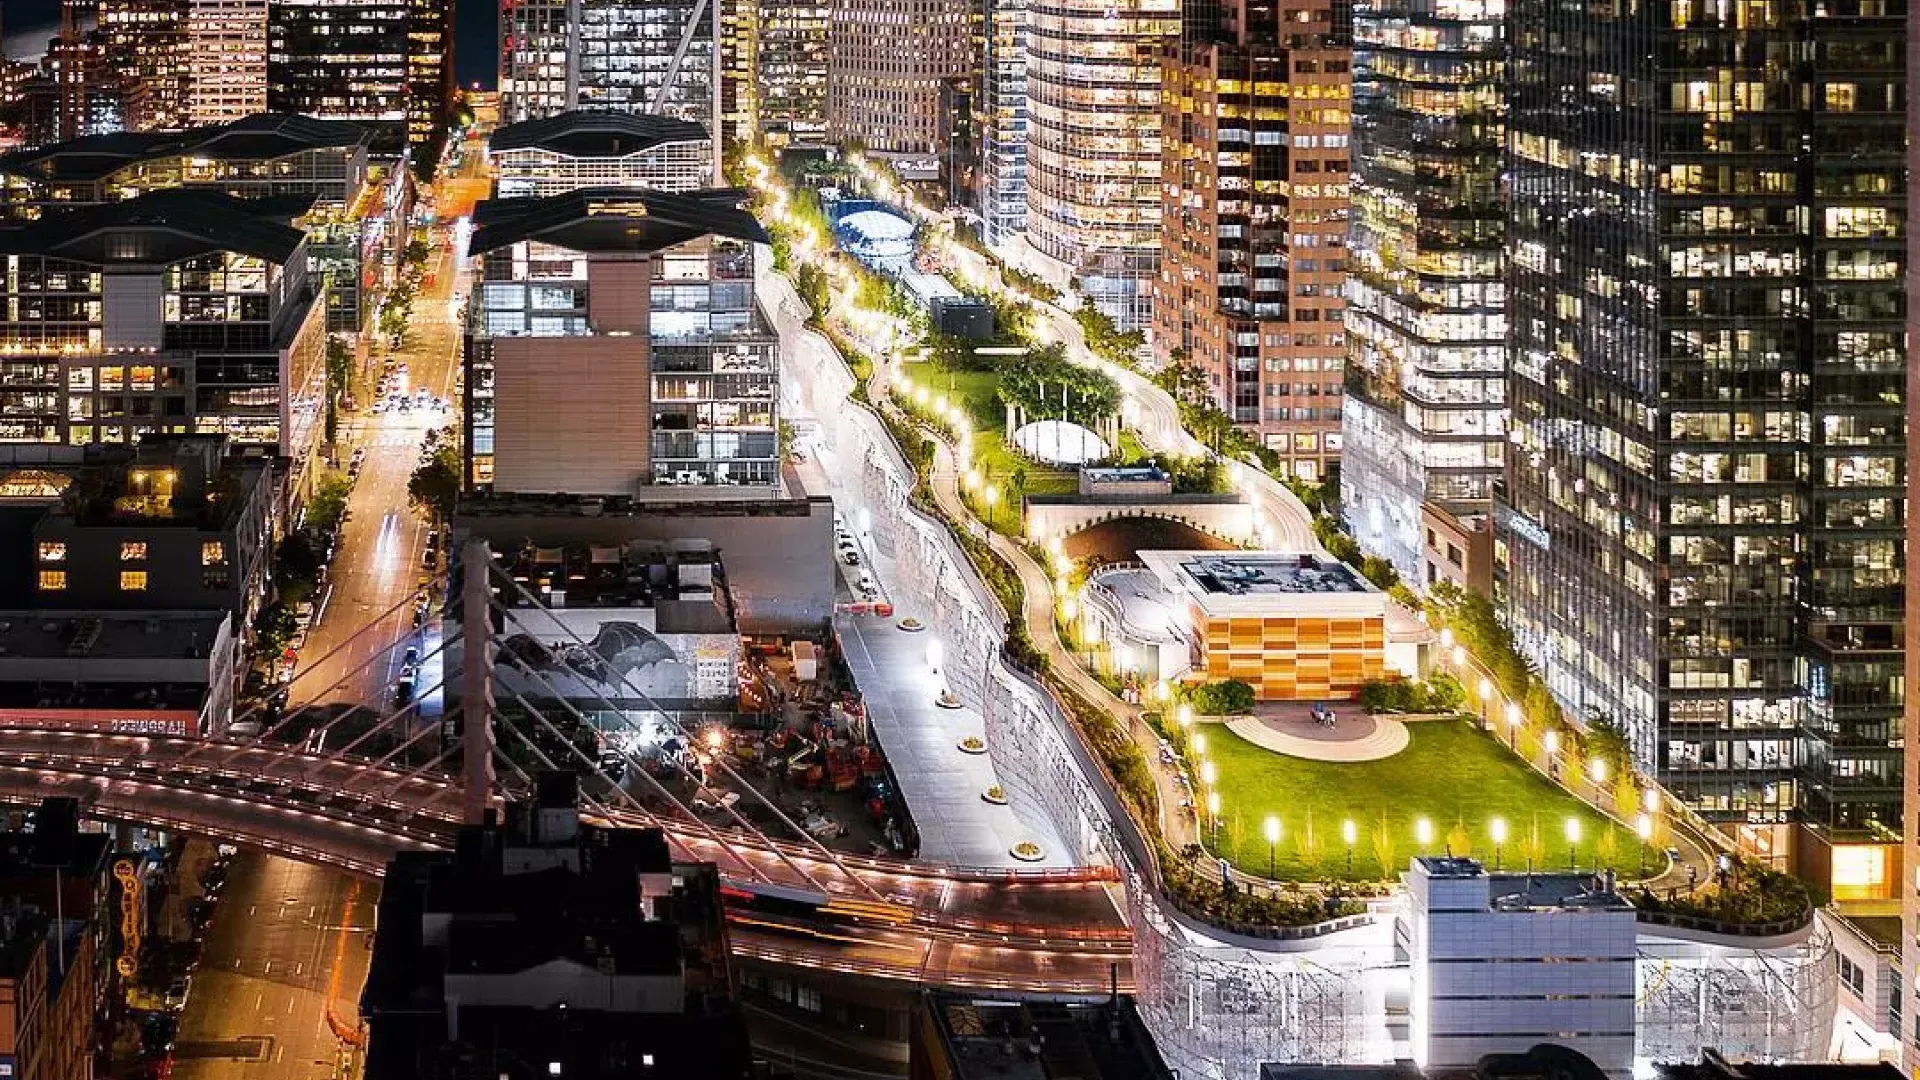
[
  {"xmin": 1339, "ymin": 0, "xmax": 1503, "ymax": 584},
  {"xmin": 489, "ymin": 111, "xmax": 711, "ymax": 198},
  {"xmin": 1502, "ymin": 0, "xmax": 1906, "ymax": 888},
  {"xmin": 97, "ymin": 0, "xmax": 191, "ymax": 133},
  {"xmin": 1023, "ymin": 0, "xmax": 1176, "ymax": 331},
  {"xmin": 823, "ymin": 0, "xmax": 972, "ymax": 163},
  {"xmin": 463, "ymin": 186, "xmax": 776, "ymax": 496},
  {"xmin": 499, "ymin": 0, "xmax": 721, "ymax": 183},
  {"xmin": 1151, "ymin": 0, "xmax": 1351, "ymax": 481},
  {"xmin": 0, "ymin": 114, "xmax": 407, "ymax": 335},
  {"xmin": 361, "ymin": 775, "xmax": 756, "ymax": 1080},
  {"xmin": 0, "ymin": 189, "xmax": 327, "ymax": 489}
]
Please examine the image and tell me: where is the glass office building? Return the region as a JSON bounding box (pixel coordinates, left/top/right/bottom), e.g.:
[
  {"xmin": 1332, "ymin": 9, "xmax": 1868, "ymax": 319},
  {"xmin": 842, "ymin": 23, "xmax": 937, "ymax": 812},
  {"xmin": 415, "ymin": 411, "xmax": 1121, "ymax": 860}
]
[
  {"xmin": 1340, "ymin": 0, "xmax": 1504, "ymax": 584},
  {"xmin": 1502, "ymin": 0, "xmax": 1906, "ymax": 872}
]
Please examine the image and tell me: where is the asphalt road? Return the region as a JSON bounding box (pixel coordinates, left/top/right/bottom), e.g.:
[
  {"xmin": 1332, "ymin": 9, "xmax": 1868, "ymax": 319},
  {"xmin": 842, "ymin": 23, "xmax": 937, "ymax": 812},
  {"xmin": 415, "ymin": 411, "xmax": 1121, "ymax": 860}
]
[
  {"xmin": 173, "ymin": 136, "xmax": 493, "ymax": 1080},
  {"xmin": 171, "ymin": 853, "xmax": 376, "ymax": 1080}
]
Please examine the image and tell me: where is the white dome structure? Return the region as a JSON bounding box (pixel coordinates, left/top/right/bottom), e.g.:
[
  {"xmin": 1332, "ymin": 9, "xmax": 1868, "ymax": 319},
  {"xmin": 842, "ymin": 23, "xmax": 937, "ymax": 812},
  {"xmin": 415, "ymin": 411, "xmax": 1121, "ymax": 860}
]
[
  {"xmin": 1011, "ymin": 419, "xmax": 1109, "ymax": 466},
  {"xmin": 837, "ymin": 209, "xmax": 916, "ymax": 261}
]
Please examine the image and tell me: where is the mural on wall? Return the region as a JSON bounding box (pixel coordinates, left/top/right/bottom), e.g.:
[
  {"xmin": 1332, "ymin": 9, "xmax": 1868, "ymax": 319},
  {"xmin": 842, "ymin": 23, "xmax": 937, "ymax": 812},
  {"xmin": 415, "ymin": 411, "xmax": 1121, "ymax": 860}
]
[{"xmin": 494, "ymin": 611, "xmax": 698, "ymax": 704}]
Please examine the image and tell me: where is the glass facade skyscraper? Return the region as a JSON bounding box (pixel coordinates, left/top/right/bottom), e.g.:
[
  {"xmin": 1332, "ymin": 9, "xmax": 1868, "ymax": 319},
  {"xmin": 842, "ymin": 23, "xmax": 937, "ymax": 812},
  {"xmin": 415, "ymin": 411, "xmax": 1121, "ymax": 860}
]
[
  {"xmin": 500, "ymin": 0, "xmax": 721, "ymax": 181},
  {"xmin": 1340, "ymin": 0, "xmax": 1504, "ymax": 584},
  {"xmin": 975, "ymin": 0, "xmax": 1025, "ymax": 246},
  {"xmin": 1501, "ymin": 0, "xmax": 1906, "ymax": 876}
]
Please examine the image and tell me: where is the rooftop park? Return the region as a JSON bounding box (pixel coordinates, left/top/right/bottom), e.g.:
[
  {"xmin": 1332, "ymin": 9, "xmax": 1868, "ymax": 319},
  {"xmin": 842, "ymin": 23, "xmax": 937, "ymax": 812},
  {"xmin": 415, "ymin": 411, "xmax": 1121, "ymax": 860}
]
[{"xmin": 1171, "ymin": 714, "xmax": 1665, "ymax": 884}]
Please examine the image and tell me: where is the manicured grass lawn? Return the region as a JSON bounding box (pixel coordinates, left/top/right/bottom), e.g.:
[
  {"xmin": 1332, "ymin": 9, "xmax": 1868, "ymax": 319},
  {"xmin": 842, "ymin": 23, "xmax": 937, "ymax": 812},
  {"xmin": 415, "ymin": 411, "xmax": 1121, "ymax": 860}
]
[
  {"xmin": 1199, "ymin": 718, "xmax": 1659, "ymax": 883},
  {"xmin": 902, "ymin": 361, "xmax": 1076, "ymax": 533}
]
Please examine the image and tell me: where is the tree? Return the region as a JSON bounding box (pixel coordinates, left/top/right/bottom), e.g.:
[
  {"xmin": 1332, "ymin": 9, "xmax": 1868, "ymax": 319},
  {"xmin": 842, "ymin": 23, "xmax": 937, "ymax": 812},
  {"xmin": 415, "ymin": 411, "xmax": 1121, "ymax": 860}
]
[
  {"xmin": 324, "ymin": 335, "xmax": 352, "ymax": 444},
  {"xmin": 1188, "ymin": 679, "xmax": 1255, "ymax": 716},
  {"xmin": 272, "ymin": 530, "xmax": 323, "ymax": 606},
  {"xmin": 1369, "ymin": 813, "xmax": 1398, "ymax": 879},
  {"xmin": 252, "ymin": 601, "xmax": 298, "ymax": 658},
  {"xmin": 409, "ymin": 440, "xmax": 461, "ymax": 522},
  {"xmin": 778, "ymin": 420, "xmax": 797, "ymax": 462},
  {"xmin": 1446, "ymin": 816, "xmax": 1473, "ymax": 859},
  {"xmin": 1009, "ymin": 464, "xmax": 1028, "ymax": 511},
  {"xmin": 305, "ymin": 472, "xmax": 353, "ymax": 536},
  {"xmin": 405, "ymin": 236, "xmax": 432, "ymax": 267}
]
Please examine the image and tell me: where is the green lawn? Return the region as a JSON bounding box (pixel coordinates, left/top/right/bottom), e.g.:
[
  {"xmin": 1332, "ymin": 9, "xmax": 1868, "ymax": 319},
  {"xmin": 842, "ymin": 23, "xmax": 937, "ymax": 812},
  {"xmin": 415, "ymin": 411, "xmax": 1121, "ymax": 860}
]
[
  {"xmin": 1198, "ymin": 718, "xmax": 1660, "ymax": 883},
  {"xmin": 902, "ymin": 362, "xmax": 1075, "ymax": 533}
]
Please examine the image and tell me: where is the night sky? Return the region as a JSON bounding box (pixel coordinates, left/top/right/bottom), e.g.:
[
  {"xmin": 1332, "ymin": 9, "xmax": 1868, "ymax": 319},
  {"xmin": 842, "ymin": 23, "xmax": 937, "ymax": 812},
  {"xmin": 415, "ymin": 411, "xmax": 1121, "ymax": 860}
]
[{"xmin": 5, "ymin": 0, "xmax": 499, "ymax": 88}]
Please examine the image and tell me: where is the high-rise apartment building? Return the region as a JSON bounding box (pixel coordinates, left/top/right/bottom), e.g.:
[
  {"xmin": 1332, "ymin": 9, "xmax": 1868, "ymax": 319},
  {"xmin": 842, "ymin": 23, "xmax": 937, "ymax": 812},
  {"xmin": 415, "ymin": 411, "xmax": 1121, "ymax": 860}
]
[
  {"xmin": 1339, "ymin": 0, "xmax": 1504, "ymax": 585},
  {"xmin": 974, "ymin": 0, "xmax": 1025, "ymax": 246},
  {"xmin": 464, "ymin": 187, "xmax": 777, "ymax": 495},
  {"xmin": 1503, "ymin": 0, "xmax": 1906, "ymax": 889},
  {"xmin": 1150, "ymin": 0, "xmax": 1351, "ymax": 481},
  {"xmin": 750, "ymin": 0, "xmax": 829, "ymax": 148},
  {"xmin": 1024, "ymin": 0, "xmax": 1176, "ymax": 331},
  {"xmin": 823, "ymin": 0, "xmax": 971, "ymax": 159},
  {"xmin": 186, "ymin": 0, "xmax": 268, "ymax": 124},
  {"xmin": 500, "ymin": 0, "xmax": 721, "ymax": 180},
  {"xmin": 267, "ymin": 0, "xmax": 409, "ymax": 122}
]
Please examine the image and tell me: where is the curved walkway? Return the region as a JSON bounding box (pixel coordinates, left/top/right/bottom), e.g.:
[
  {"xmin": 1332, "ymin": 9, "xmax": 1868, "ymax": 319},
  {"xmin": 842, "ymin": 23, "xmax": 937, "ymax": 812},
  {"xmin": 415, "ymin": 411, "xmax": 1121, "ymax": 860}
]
[{"xmin": 1221, "ymin": 710, "xmax": 1409, "ymax": 763}]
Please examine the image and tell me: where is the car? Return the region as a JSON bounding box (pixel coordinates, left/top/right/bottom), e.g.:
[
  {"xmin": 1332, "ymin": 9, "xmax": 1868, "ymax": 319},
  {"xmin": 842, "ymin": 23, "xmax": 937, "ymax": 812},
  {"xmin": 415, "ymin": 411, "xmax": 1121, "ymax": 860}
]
[
  {"xmin": 855, "ymin": 572, "xmax": 877, "ymax": 593},
  {"xmin": 840, "ymin": 549, "xmax": 860, "ymax": 566},
  {"xmin": 164, "ymin": 977, "xmax": 191, "ymax": 1011},
  {"xmin": 402, "ymin": 645, "xmax": 420, "ymax": 667}
]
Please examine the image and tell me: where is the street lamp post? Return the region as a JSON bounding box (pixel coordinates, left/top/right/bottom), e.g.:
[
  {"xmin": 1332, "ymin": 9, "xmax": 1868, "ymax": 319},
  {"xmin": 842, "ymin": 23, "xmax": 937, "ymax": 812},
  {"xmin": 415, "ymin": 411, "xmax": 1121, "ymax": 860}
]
[
  {"xmin": 1505, "ymin": 702, "xmax": 1522, "ymax": 748},
  {"xmin": 1342, "ymin": 819, "xmax": 1356, "ymax": 876},
  {"xmin": 1635, "ymin": 813, "xmax": 1652, "ymax": 877},
  {"xmin": 1264, "ymin": 815, "xmax": 1280, "ymax": 880},
  {"xmin": 1565, "ymin": 817, "xmax": 1581, "ymax": 870},
  {"xmin": 1206, "ymin": 791, "xmax": 1221, "ymax": 842},
  {"xmin": 1490, "ymin": 817, "xmax": 1507, "ymax": 870},
  {"xmin": 1477, "ymin": 677, "xmax": 1493, "ymax": 724}
]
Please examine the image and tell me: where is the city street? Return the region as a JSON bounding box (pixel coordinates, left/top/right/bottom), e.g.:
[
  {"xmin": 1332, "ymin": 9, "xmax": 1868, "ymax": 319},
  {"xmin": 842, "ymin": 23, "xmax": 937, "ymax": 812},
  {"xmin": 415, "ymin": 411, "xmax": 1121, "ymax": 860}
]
[
  {"xmin": 180, "ymin": 137, "xmax": 492, "ymax": 1080},
  {"xmin": 171, "ymin": 853, "xmax": 376, "ymax": 1080}
]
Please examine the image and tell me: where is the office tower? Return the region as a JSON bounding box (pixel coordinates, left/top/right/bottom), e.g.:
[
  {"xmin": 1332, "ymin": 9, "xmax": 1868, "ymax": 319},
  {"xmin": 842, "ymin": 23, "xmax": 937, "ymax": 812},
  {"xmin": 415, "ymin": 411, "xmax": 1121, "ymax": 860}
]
[
  {"xmin": 1150, "ymin": 0, "xmax": 1351, "ymax": 481},
  {"xmin": 1502, "ymin": 0, "xmax": 1905, "ymax": 886},
  {"xmin": 97, "ymin": 0, "xmax": 189, "ymax": 131},
  {"xmin": 490, "ymin": 111, "xmax": 712, "ymax": 197},
  {"xmin": 464, "ymin": 187, "xmax": 777, "ymax": 495},
  {"xmin": 404, "ymin": 0, "xmax": 454, "ymax": 167},
  {"xmin": 719, "ymin": 0, "xmax": 756, "ymax": 145},
  {"xmin": 500, "ymin": 0, "xmax": 721, "ymax": 180},
  {"xmin": 1339, "ymin": 0, "xmax": 1504, "ymax": 587},
  {"xmin": 824, "ymin": 0, "xmax": 972, "ymax": 159},
  {"xmin": 1906, "ymin": 2, "xmax": 1920, "ymax": 1050},
  {"xmin": 752, "ymin": 0, "xmax": 829, "ymax": 148},
  {"xmin": 267, "ymin": 0, "xmax": 409, "ymax": 122},
  {"xmin": 0, "ymin": 189, "xmax": 327, "ymax": 477},
  {"xmin": 1024, "ymin": 0, "xmax": 1176, "ymax": 331},
  {"xmin": 186, "ymin": 0, "xmax": 268, "ymax": 124},
  {"xmin": 974, "ymin": 0, "xmax": 1025, "ymax": 247}
]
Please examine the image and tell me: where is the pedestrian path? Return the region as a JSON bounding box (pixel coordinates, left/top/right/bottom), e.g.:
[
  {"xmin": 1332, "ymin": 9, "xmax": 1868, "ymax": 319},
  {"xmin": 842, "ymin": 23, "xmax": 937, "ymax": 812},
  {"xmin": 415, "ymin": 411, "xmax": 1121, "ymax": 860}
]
[{"xmin": 1222, "ymin": 705, "xmax": 1410, "ymax": 763}]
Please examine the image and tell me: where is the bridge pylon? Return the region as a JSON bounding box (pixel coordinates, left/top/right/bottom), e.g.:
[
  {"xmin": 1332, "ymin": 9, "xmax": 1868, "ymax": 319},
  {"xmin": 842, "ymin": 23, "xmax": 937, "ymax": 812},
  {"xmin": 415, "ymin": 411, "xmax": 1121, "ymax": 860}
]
[{"xmin": 461, "ymin": 538, "xmax": 498, "ymax": 824}]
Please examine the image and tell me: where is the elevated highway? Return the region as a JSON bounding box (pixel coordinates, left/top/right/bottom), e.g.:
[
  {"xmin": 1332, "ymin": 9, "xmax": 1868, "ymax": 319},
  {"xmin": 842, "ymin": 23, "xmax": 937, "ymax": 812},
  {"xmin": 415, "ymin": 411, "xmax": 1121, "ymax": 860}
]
[{"xmin": 0, "ymin": 727, "xmax": 1134, "ymax": 996}]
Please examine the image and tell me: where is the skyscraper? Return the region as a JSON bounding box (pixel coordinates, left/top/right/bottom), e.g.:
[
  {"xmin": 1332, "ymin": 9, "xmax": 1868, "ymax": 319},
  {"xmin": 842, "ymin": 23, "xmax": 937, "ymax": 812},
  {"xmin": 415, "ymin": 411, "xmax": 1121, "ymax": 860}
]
[
  {"xmin": 1150, "ymin": 0, "xmax": 1351, "ymax": 480},
  {"xmin": 186, "ymin": 0, "xmax": 268, "ymax": 124},
  {"xmin": 1339, "ymin": 0, "xmax": 1504, "ymax": 585},
  {"xmin": 404, "ymin": 0, "xmax": 454, "ymax": 165},
  {"xmin": 500, "ymin": 0, "xmax": 721, "ymax": 179},
  {"xmin": 1502, "ymin": 0, "xmax": 1906, "ymax": 887},
  {"xmin": 824, "ymin": 0, "xmax": 972, "ymax": 160},
  {"xmin": 97, "ymin": 0, "xmax": 190, "ymax": 131},
  {"xmin": 268, "ymin": 0, "xmax": 409, "ymax": 122},
  {"xmin": 724, "ymin": 0, "xmax": 828, "ymax": 148},
  {"xmin": 974, "ymin": 0, "xmax": 1025, "ymax": 247},
  {"xmin": 1024, "ymin": 0, "xmax": 1175, "ymax": 330}
]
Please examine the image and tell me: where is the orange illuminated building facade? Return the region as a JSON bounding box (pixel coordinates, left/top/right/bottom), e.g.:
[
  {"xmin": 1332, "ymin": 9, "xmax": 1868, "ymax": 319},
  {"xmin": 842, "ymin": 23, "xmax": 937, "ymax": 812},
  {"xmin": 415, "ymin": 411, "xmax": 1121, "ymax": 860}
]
[{"xmin": 1141, "ymin": 551, "xmax": 1384, "ymax": 701}]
